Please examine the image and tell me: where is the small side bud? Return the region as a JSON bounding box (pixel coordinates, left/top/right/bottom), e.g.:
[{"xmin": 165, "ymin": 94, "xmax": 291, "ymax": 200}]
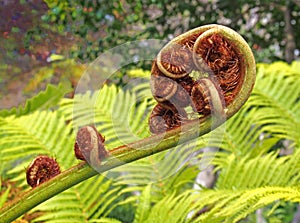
[
  {"xmin": 74, "ymin": 126, "xmax": 108, "ymax": 166},
  {"xmin": 26, "ymin": 155, "xmax": 61, "ymax": 188}
]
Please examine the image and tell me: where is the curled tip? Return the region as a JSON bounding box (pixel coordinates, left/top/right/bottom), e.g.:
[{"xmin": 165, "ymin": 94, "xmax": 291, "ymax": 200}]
[
  {"xmin": 26, "ymin": 155, "xmax": 61, "ymax": 188},
  {"xmin": 149, "ymin": 24, "xmax": 256, "ymax": 134},
  {"xmin": 74, "ymin": 125, "xmax": 108, "ymax": 166}
]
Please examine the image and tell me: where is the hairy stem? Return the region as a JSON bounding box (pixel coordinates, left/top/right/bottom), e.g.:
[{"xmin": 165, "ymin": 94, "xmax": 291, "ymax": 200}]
[{"xmin": 0, "ymin": 117, "xmax": 221, "ymax": 223}]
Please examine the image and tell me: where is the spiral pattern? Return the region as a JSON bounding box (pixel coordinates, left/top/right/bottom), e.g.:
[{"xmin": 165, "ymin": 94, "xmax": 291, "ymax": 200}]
[{"xmin": 149, "ymin": 24, "xmax": 256, "ymax": 134}]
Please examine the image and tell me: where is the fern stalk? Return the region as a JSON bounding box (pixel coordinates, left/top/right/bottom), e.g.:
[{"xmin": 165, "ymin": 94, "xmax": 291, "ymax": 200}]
[{"xmin": 0, "ymin": 118, "xmax": 221, "ymax": 222}]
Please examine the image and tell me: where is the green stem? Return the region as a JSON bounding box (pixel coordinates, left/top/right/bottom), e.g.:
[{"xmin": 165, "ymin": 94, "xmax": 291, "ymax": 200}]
[
  {"xmin": 0, "ymin": 24, "xmax": 256, "ymax": 223},
  {"xmin": 0, "ymin": 118, "xmax": 220, "ymax": 223}
]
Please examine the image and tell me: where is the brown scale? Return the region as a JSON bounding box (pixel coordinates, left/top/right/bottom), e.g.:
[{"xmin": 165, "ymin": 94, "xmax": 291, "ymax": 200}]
[
  {"xmin": 160, "ymin": 45, "xmax": 194, "ymax": 76},
  {"xmin": 74, "ymin": 125, "xmax": 108, "ymax": 162},
  {"xmin": 178, "ymin": 76, "xmax": 195, "ymax": 94},
  {"xmin": 179, "ymin": 32, "xmax": 203, "ymax": 50},
  {"xmin": 150, "ymin": 61, "xmax": 177, "ymax": 101},
  {"xmin": 191, "ymin": 81, "xmax": 212, "ymax": 116},
  {"xmin": 149, "ymin": 103, "xmax": 187, "ymax": 134},
  {"xmin": 167, "ymin": 76, "xmax": 195, "ymax": 108},
  {"xmin": 194, "ymin": 34, "xmax": 241, "ymax": 104},
  {"xmin": 217, "ymin": 58, "xmax": 240, "ymax": 91}
]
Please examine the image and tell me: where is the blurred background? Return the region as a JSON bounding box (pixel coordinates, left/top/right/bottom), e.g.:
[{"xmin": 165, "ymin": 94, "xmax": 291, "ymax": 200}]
[{"xmin": 1, "ymin": 0, "xmax": 299, "ymax": 109}]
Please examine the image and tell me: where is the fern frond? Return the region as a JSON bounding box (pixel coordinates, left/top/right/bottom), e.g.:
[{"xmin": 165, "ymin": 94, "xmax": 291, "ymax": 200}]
[
  {"xmin": 252, "ymin": 62, "xmax": 300, "ymax": 141},
  {"xmin": 0, "ymin": 83, "xmax": 71, "ymax": 117},
  {"xmin": 140, "ymin": 191, "xmax": 194, "ymax": 223},
  {"xmin": 213, "ymin": 149, "xmax": 300, "ymax": 190},
  {"xmin": 0, "ymin": 110, "xmax": 76, "ymax": 186},
  {"xmin": 32, "ymin": 175, "xmax": 122, "ymax": 223},
  {"xmin": 191, "ymin": 186, "xmax": 300, "ymax": 223},
  {"xmin": 133, "ymin": 184, "xmax": 152, "ymax": 223},
  {"xmin": 112, "ymin": 142, "xmax": 201, "ymax": 202},
  {"xmin": 132, "ymin": 186, "xmax": 300, "ymax": 223},
  {"xmin": 59, "ymin": 84, "xmax": 152, "ymax": 149}
]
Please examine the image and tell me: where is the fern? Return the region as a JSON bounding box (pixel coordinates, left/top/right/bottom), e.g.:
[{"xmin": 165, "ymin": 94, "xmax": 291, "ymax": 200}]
[
  {"xmin": 111, "ymin": 145, "xmax": 200, "ymax": 202},
  {"xmin": 2, "ymin": 62, "xmax": 300, "ymax": 222},
  {"xmin": 128, "ymin": 186, "xmax": 300, "ymax": 223},
  {"xmin": 32, "ymin": 175, "xmax": 123, "ymax": 223},
  {"xmin": 124, "ymin": 61, "xmax": 300, "ymax": 222},
  {"xmin": 190, "ymin": 186, "xmax": 300, "ymax": 223},
  {"xmin": 214, "ymin": 149, "xmax": 300, "ymax": 190},
  {"xmin": 143, "ymin": 192, "xmax": 194, "ymax": 223},
  {"xmin": 59, "ymin": 84, "xmax": 152, "ymax": 149},
  {"xmin": 132, "ymin": 184, "xmax": 152, "ymax": 223},
  {"xmin": 201, "ymin": 61, "xmax": 300, "ymax": 157},
  {"xmin": 0, "ymin": 110, "xmax": 76, "ymax": 185}
]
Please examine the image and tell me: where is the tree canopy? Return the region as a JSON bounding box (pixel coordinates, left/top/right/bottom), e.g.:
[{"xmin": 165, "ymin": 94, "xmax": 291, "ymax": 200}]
[{"xmin": 1, "ymin": 0, "xmax": 299, "ymax": 66}]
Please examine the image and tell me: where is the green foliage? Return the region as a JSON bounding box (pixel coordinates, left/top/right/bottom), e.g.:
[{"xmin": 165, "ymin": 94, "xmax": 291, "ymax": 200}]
[
  {"xmin": 1, "ymin": 61, "xmax": 300, "ymax": 222},
  {"xmin": 41, "ymin": 0, "xmax": 300, "ymax": 63},
  {"xmin": 0, "ymin": 183, "xmax": 10, "ymax": 208},
  {"xmin": 0, "ymin": 110, "xmax": 76, "ymax": 186},
  {"xmin": 215, "ymin": 149, "xmax": 300, "ymax": 190},
  {"xmin": 59, "ymin": 84, "xmax": 152, "ymax": 148},
  {"xmin": 0, "ymin": 83, "xmax": 71, "ymax": 117},
  {"xmin": 126, "ymin": 186, "xmax": 300, "ymax": 223},
  {"xmin": 32, "ymin": 175, "xmax": 123, "ymax": 223}
]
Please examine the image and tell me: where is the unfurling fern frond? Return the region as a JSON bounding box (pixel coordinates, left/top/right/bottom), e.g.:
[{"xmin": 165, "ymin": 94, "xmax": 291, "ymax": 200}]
[
  {"xmin": 1, "ymin": 62, "xmax": 300, "ymax": 223},
  {"xmin": 202, "ymin": 61, "xmax": 300, "ymax": 157}
]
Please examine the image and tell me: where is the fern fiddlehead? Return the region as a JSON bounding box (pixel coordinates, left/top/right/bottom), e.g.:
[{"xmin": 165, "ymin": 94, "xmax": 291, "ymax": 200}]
[
  {"xmin": 0, "ymin": 24, "xmax": 256, "ymax": 222},
  {"xmin": 26, "ymin": 155, "xmax": 61, "ymax": 188},
  {"xmin": 149, "ymin": 24, "xmax": 256, "ymax": 133},
  {"xmin": 74, "ymin": 125, "xmax": 108, "ymax": 165}
]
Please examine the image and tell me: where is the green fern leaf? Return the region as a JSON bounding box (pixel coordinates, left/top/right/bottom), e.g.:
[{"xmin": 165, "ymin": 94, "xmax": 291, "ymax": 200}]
[
  {"xmin": 0, "ymin": 110, "xmax": 76, "ymax": 186},
  {"xmin": 32, "ymin": 175, "xmax": 122, "ymax": 222},
  {"xmin": 142, "ymin": 192, "xmax": 194, "ymax": 223},
  {"xmin": 0, "ymin": 83, "xmax": 71, "ymax": 117},
  {"xmin": 59, "ymin": 84, "xmax": 152, "ymax": 149},
  {"xmin": 136, "ymin": 186, "xmax": 300, "ymax": 223},
  {"xmin": 89, "ymin": 218, "xmax": 122, "ymax": 223},
  {"xmin": 112, "ymin": 143, "xmax": 200, "ymax": 202},
  {"xmin": 133, "ymin": 184, "xmax": 152, "ymax": 223},
  {"xmin": 214, "ymin": 149, "xmax": 300, "ymax": 190}
]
